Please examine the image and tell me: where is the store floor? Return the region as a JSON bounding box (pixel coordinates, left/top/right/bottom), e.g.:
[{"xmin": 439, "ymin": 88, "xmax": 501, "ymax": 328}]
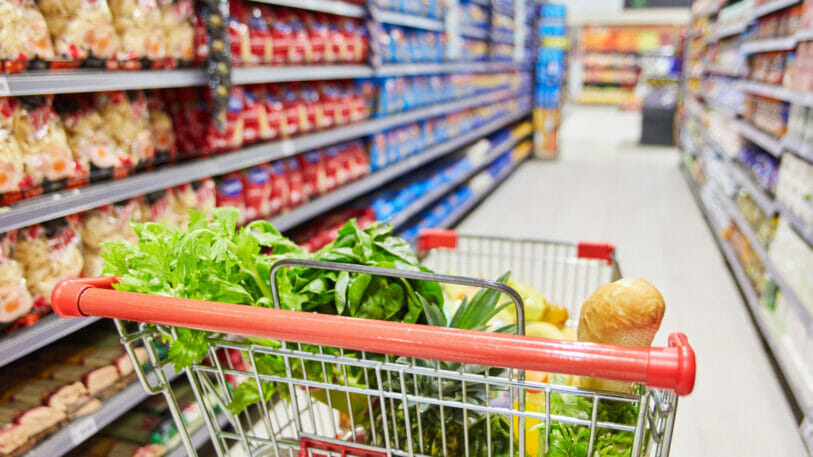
[{"xmin": 457, "ymin": 105, "xmax": 809, "ymax": 456}]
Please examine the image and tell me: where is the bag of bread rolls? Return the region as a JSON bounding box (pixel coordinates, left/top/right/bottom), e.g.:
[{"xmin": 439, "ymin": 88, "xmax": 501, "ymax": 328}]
[
  {"xmin": 13, "ymin": 218, "xmax": 83, "ymax": 307},
  {"xmin": 146, "ymin": 92, "xmax": 177, "ymax": 166},
  {"xmin": 108, "ymin": 0, "xmax": 166, "ymax": 63},
  {"xmin": 0, "ymin": 99, "xmax": 25, "ymax": 196},
  {"xmin": 81, "ymin": 199, "xmax": 142, "ymax": 277},
  {"xmin": 95, "ymin": 91, "xmax": 156, "ymax": 170},
  {"xmin": 577, "ymin": 277, "xmax": 665, "ymax": 393},
  {"xmin": 12, "ymin": 96, "xmax": 76, "ymax": 193},
  {"xmin": 0, "ymin": 0, "xmax": 55, "ymax": 67},
  {"xmin": 159, "ymin": 0, "xmax": 195, "ymax": 63},
  {"xmin": 57, "ymin": 95, "xmax": 131, "ymax": 182},
  {"xmin": 0, "ymin": 231, "xmax": 34, "ymax": 328},
  {"xmin": 0, "ymin": 402, "xmax": 65, "ymax": 438},
  {"xmin": 38, "ymin": 0, "xmax": 120, "ymax": 61}
]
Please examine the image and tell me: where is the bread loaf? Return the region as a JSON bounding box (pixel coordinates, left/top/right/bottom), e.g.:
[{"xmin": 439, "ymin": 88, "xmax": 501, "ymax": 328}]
[{"xmin": 577, "ymin": 277, "xmax": 665, "ymax": 393}]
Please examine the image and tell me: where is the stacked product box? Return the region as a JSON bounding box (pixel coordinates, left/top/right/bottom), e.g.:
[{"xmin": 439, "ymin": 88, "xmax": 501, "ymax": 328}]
[{"xmin": 533, "ymin": 3, "xmax": 567, "ymax": 159}]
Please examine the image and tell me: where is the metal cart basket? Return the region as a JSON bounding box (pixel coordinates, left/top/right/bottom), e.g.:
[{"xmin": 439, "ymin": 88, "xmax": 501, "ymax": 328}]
[{"xmin": 52, "ymin": 230, "xmax": 695, "ymax": 457}]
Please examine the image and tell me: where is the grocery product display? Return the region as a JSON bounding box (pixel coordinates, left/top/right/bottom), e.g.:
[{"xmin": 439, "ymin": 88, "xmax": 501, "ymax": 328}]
[
  {"xmin": 680, "ymin": 0, "xmax": 813, "ymax": 448},
  {"xmin": 533, "ymin": 3, "xmax": 566, "ymax": 158},
  {"xmin": 577, "ymin": 24, "xmax": 683, "ymax": 106},
  {"xmin": 0, "ymin": 1, "xmax": 550, "ymax": 456}
]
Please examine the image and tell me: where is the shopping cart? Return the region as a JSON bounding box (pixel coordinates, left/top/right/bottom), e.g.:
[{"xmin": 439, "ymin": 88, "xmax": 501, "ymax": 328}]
[{"xmin": 51, "ymin": 230, "xmax": 695, "ymax": 457}]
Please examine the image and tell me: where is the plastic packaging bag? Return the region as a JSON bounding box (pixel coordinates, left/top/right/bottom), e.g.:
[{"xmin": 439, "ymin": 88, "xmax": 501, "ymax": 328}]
[
  {"xmin": 38, "ymin": 0, "xmax": 120, "ymax": 61},
  {"xmin": 57, "ymin": 95, "xmax": 130, "ymax": 181},
  {"xmin": 108, "ymin": 0, "xmax": 166, "ymax": 62},
  {"xmin": 0, "ymin": 231, "xmax": 34, "ymax": 326},
  {"xmin": 159, "ymin": 0, "xmax": 195, "ymax": 62},
  {"xmin": 0, "ymin": 0, "xmax": 55, "ymax": 65},
  {"xmin": 12, "ymin": 96, "xmax": 76, "ymax": 191},
  {"xmin": 81, "ymin": 199, "xmax": 142, "ymax": 277},
  {"xmin": 95, "ymin": 91, "xmax": 155, "ymax": 169},
  {"xmin": 0, "ymin": 99, "xmax": 25, "ymax": 196},
  {"xmin": 13, "ymin": 217, "xmax": 83, "ymax": 305}
]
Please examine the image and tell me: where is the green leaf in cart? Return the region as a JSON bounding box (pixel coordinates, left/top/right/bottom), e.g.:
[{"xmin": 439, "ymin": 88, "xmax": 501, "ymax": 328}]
[{"xmin": 168, "ymin": 328, "xmax": 211, "ymax": 371}]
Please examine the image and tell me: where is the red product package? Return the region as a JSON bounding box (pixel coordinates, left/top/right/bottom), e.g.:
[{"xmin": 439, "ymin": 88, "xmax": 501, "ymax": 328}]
[
  {"xmin": 327, "ymin": 16, "xmax": 349, "ymax": 63},
  {"xmin": 269, "ymin": 8, "xmax": 292, "ymax": 65},
  {"xmin": 285, "ymin": 157, "xmax": 305, "ymax": 208},
  {"xmin": 167, "ymin": 88, "xmax": 208, "ymax": 158},
  {"xmin": 304, "ymin": 12, "xmax": 329, "ymax": 64},
  {"xmin": 348, "ymin": 140, "xmax": 369, "ymax": 179},
  {"xmin": 194, "ymin": 177, "xmax": 217, "ymax": 213},
  {"xmin": 241, "ymin": 85, "xmax": 270, "ymax": 144},
  {"xmin": 299, "ymin": 83, "xmax": 328, "ymax": 131},
  {"xmin": 216, "ymin": 172, "xmax": 246, "ymax": 224},
  {"xmin": 246, "ymin": 3, "xmax": 274, "ymax": 65},
  {"xmin": 323, "ymin": 145, "xmax": 344, "ymax": 192},
  {"xmin": 319, "ymin": 82, "xmax": 345, "ymax": 127},
  {"xmin": 340, "ymin": 17, "xmax": 367, "ymax": 63},
  {"xmin": 206, "ymin": 87, "xmax": 245, "ymax": 152},
  {"xmin": 276, "ymin": 84, "xmax": 306, "ymax": 137},
  {"xmin": 242, "ymin": 165, "xmax": 272, "ymax": 221},
  {"xmin": 287, "ymin": 9, "xmax": 313, "ymax": 64},
  {"xmin": 191, "ymin": 8, "xmax": 209, "ymax": 64},
  {"xmin": 228, "ymin": 0, "xmax": 252, "ymax": 66},
  {"xmin": 268, "ymin": 160, "xmax": 290, "ymax": 214},
  {"xmin": 299, "ymin": 149, "xmax": 326, "ymax": 200},
  {"xmin": 261, "ymin": 86, "xmax": 284, "ymax": 141}
]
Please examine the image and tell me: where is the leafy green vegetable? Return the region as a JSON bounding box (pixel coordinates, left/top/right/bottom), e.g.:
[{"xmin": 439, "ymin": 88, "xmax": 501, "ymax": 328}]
[{"xmin": 537, "ymin": 392, "xmax": 639, "ymax": 457}]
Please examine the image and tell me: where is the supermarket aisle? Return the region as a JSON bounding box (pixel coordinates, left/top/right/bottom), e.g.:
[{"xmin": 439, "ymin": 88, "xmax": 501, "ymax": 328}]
[{"xmin": 457, "ymin": 105, "xmax": 808, "ymax": 456}]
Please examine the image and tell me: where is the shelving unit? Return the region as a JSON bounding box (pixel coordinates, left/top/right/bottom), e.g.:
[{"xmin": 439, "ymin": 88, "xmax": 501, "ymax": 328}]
[
  {"xmin": 0, "ymin": 1, "xmax": 535, "ymax": 456},
  {"xmin": 0, "ymin": 87, "xmax": 520, "ymax": 233},
  {"xmin": 681, "ymin": 0, "xmax": 813, "ymax": 447},
  {"xmin": 25, "ymin": 364, "xmax": 180, "ymax": 457},
  {"xmin": 387, "ymin": 130, "xmax": 530, "ymax": 229}
]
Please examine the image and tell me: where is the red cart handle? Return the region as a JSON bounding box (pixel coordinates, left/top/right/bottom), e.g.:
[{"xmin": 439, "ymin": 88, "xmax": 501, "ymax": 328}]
[{"xmin": 52, "ymin": 278, "xmax": 695, "ymax": 396}]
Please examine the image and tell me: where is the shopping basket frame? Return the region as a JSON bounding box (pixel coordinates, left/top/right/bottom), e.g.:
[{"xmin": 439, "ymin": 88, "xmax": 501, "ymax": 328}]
[{"xmin": 51, "ymin": 230, "xmax": 695, "ymax": 457}]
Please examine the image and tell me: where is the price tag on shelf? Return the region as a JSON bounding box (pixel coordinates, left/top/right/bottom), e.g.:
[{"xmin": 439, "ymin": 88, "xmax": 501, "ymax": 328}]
[
  {"xmin": 0, "ymin": 77, "xmax": 9, "ymax": 96},
  {"xmin": 69, "ymin": 416, "xmax": 98, "ymax": 445},
  {"xmin": 281, "ymin": 140, "xmax": 296, "ymax": 157}
]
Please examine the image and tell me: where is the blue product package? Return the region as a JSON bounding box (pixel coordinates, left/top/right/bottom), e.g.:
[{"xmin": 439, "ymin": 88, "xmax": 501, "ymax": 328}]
[
  {"xmin": 386, "ymin": 130, "xmax": 400, "ymax": 165},
  {"xmin": 369, "ymin": 132, "xmax": 388, "ymax": 171},
  {"xmin": 401, "ymin": 226, "xmax": 419, "ymax": 243}
]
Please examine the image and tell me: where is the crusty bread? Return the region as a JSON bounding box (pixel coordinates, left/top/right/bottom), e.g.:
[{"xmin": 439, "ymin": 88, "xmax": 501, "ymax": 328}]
[{"xmin": 577, "ymin": 277, "xmax": 665, "ymax": 393}]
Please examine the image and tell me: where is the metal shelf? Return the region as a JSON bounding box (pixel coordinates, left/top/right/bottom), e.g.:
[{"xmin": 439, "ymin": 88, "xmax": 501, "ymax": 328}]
[
  {"xmin": 739, "ymin": 80, "xmax": 796, "ymax": 103},
  {"xmin": 735, "ymin": 120, "xmax": 783, "ymax": 157},
  {"xmin": 26, "ymin": 364, "xmax": 180, "ymax": 457},
  {"xmin": 727, "ymin": 160, "xmax": 777, "ymax": 215},
  {"xmin": 741, "ymin": 35, "xmax": 797, "ymax": 54},
  {"xmin": 461, "ymin": 26, "xmax": 489, "ymax": 40},
  {"xmin": 782, "ymin": 137, "xmax": 813, "ymax": 163},
  {"xmin": 272, "ymin": 104, "xmax": 530, "ymax": 231},
  {"xmin": 752, "ymin": 0, "xmax": 802, "ymax": 19},
  {"xmin": 0, "ymin": 87, "xmax": 518, "ymax": 233},
  {"xmin": 721, "ymin": 188, "xmax": 813, "ymax": 329},
  {"xmin": 231, "ymin": 65, "xmax": 373, "ymax": 84},
  {"xmin": 374, "ymin": 10, "xmax": 445, "ymax": 31},
  {"xmin": 0, "ymin": 314, "xmax": 101, "ymax": 368},
  {"xmin": 388, "ymin": 129, "xmax": 530, "ymax": 229},
  {"xmin": 682, "ymin": 165, "xmax": 813, "ymax": 428},
  {"xmin": 374, "ymin": 60, "xmax": 525, "ymax": 76},
  {"xmin": 703, "ymin": 63, "xmax": 746, "ymax": 77},
  {"xmin": 0, "ymin": 69, "xmax": 206, "ymax": 96},
  {"xmin": 250, "ymin": 0, "xmax": 366, "ymax": 17},
  {"xmin": 436, "ymin": 154, "xmax": 526, "ymax": 230},
  {"xmin": 777, "ymin": 201, "xmax": 813, "ymax": 247},
  {"xmin": 711, "ymin": 21, "xmax": 749, "ymax": 41}
]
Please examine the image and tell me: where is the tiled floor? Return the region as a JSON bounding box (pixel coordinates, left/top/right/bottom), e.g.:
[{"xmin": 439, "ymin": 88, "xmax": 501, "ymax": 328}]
[{"xmin": 457, "ymin": 105, "xmax": 809, "ymax": 456}]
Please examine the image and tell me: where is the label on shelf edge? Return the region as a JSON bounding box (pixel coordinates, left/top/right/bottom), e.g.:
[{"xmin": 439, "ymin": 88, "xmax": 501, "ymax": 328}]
[{"xmin": 69, "ymin": 416, "xmax": 98, "ymax": 445}]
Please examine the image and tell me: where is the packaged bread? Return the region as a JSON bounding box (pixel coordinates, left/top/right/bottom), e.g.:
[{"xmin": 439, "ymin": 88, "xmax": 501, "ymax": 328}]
[
  {"xmin": 0, "ymin": 422, "xmax": 30, "ymax": 456},
  {"xmin": 0, "ymin": 402, "xmax": 65, "ymax": 438},
  {"xmin": 193, "ymin": 178, "xmax": 216, "ymax": 213},
  {"xmin": 108, "ymin": 0, "xmax": 166, "ymax": 62},
  {"xmin": 12, "ymin": 96, "xmax": 76, "ymax": 190},
  {"xmin": 81, "ymin": 199, "xmax": 141, "ymax": 277},
  {"xmin": 146, "ymin": 92, "xmax": 177, "ymax": 165},
  {"xmin": 56, "ymin": 95, "xmax": 130, "ymax": 180},
  {"xmin": 13, "ymin": 218, "xmax": 83, "ymax": 304},
  {"xmin": 0, "ymin": 231, "xmax": 34, "ymax": 327},
  {"xmin": 0, "ymin": 99, "xmax": 25, "ymax": 196},
  {"xmin": 159, "ymin": 0, "xmax": 194, "ymax": 62},
  {"xmin": 7, "ymin": 379, "xmax": 88, "ymax": 411},
  {"xmin": 38, "ymin": 0, "xmax": 119, "ymax": 61},
  {"xmin": 95, "ymin": 91, "xmax": 155, "ymax": 168},
  {"xmin": 145, "ymin": 189, "xmax": 180, "ymax": 227},
  {"xmin": 0, "ymin": 0, "xmax": 55, "ymax": 65},
  {"xmin": 577, "ymin": 278, "xmax": 665, "ymax": 393}
]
